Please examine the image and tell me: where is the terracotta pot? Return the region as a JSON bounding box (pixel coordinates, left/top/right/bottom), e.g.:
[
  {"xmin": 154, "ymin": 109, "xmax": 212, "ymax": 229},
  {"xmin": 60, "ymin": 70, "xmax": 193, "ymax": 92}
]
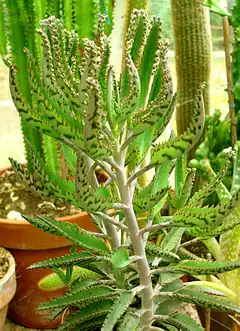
[
  {"xmin": 0, "ymin": 248, "xmax": 16, "ymax": 330},
  {"xmin": 0, "ymin": 166, "xmax": 98, "ymax": 328}
]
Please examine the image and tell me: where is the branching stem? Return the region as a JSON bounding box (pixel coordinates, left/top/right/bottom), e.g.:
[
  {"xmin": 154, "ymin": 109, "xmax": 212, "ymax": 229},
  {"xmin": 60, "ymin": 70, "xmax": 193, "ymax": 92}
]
[
  {"xmin": 93, "ymin": 212, "xmax": 129, "ymax": 233},
  {"xmin": 114, "ymin": 144, "xmax": 154, "ymax": 330}
]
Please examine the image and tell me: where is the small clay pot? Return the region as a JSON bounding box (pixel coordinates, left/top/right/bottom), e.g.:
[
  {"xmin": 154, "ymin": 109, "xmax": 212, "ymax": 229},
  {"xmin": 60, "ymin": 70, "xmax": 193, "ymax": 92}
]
[
  {"xmin": 0, "ymin": 166, "xmax": 98, "ymax": 328},
  {"xmin": 0, "ymin": 248, "xmax": 16, "ymax": 330}
]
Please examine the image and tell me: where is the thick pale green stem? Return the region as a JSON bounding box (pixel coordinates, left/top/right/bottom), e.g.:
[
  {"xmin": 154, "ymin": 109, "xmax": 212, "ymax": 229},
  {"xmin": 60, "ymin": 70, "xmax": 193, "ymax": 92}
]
[{"xmin": 114, "ymin": 145, "xmax": 154, "ymax": 330}]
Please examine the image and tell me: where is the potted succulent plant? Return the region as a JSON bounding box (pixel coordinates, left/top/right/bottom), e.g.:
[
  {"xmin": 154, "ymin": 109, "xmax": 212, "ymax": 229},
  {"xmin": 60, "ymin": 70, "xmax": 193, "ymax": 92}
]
[
  {"xmin": 0, "ymin": 0, "xmax": 116, "ymax": 328},
  {"xmin": 12, "ymin": 10, "xmax": 240, "ymax": 330},
  {"xmin": 0, "ymin": 247, "xmax": 16, "ymax": 330}
]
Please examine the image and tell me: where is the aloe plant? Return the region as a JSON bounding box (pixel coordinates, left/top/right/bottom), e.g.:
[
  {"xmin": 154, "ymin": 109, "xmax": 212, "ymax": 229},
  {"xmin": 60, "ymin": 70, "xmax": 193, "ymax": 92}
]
[
  {"xmin": 9, "ymin": 12, "xmax": 240, "ymax": 331},
  {"xmin": 0, "ymin": 0, "xmax": 115, "ymax": 174}
]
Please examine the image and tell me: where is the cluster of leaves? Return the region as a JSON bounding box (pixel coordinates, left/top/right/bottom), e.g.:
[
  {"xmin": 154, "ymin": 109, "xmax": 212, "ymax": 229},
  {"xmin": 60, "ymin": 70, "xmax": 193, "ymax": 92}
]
[
  {"xmin": 190, "ymin": 110, "xmax": 232, "ymax": 193},
  {"xmin": 9, "ymin": 10, "xmax": 240, "ymax": 331},
  {"xmin": 0, "ymin": 0, "xmax": 115, "ymax": 178}
]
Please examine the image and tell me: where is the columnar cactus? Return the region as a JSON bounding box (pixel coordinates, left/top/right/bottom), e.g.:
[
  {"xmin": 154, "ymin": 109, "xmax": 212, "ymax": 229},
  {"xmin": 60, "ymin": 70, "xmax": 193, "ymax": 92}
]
[{"xmin": 171, "ymin": 0, "xmax": 212, "ymax": 135}]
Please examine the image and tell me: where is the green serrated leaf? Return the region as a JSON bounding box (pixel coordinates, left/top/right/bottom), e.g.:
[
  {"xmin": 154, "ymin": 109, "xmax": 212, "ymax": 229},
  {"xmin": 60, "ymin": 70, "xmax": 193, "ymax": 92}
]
[
  {"xmin": 58, "ymin": 299, "xmax": 113, "ymax": 330},
  {"xmin": 37, "ymin": 285, "xmax": 116, "ymax": 310},
  {"xmin": 23, "ymin": 215, "xmax": 111, "ymax": 255},
  {"xmin": 163, "ymin": 313, "xmax": 204, "ymax": 331},
  {"xmin": 102, "ymin": 291, "xmax": 134, "ymax": 331},
  {"xmin": 174, "ymin": 259, "xmax": 240, "ymax": 275}
]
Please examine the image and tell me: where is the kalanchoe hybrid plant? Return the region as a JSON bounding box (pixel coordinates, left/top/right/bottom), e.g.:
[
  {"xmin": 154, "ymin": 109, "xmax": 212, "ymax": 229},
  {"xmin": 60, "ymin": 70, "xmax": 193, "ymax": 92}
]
[
  {"xmin": 0, "ymin": 0, "xmax": 115, "ymax": 182},
  {"xmin": 9, "ymin": 11, "xmax": 240, "ymax": 331}
]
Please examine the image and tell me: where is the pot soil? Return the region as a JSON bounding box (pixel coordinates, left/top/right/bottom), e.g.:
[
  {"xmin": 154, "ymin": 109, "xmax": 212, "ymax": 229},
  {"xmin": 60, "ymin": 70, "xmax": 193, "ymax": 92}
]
[
  {"xmin": 0, "ymin": 166, "xmax": 99, "ymax": 329},
  {"xmin": 0, "ymin": 247, "xmax": 16, "ymax": 330}
]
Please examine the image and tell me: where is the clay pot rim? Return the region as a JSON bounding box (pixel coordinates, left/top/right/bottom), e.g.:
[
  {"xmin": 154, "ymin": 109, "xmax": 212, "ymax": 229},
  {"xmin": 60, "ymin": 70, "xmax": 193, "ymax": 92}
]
[
  {"xmin": 0, "ymin": 248, "xmax": 15, "ymax": 287},
  {"xmin": 0, "ymin": 210, "xmax": 88, "ymax": 226},
  {"xmin": 0, "ymin": 165, "xmax": 96, "ymax": 250}
]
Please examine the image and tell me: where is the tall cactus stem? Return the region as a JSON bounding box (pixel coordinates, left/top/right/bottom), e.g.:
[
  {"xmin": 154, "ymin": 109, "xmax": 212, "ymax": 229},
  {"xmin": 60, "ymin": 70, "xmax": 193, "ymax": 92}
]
[{"xmin": 171, "ymin": 0, "xmax": 211, "ymax": 135}]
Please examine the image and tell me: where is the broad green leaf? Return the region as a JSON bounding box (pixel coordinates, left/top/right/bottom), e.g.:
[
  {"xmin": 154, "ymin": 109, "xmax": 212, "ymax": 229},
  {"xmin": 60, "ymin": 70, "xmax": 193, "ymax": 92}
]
[{"xmin": 110, "ymin": 248, "xmax": 132, "ymax": 270}]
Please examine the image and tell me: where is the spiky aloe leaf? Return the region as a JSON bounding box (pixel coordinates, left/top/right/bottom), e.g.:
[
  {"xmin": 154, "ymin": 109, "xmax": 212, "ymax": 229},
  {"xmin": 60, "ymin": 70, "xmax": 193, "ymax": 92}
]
[
  {"xmin": 173, "ymin": 259, "xmax": 240, "ymax": 275},
  {"xmin": 23, "ymin": 215, "xmax": 111, "ymax": 255},
  {"xmin": 145, "ymin": 243, "xmax": 180, "ymax": 262},
  {"xmin": 58, "ymin": 299, "xmax": 113, "ymax": 330},
  {"xmin": 38, "ymin": 266, "xmax": 101, "ymax": 291},
  {"xmin": 102, "ymin": 291, "xmax": 134, "ymax": 331},
  {"xmin": 160, "ymin": 313, "xmax": 204, "ymax": 331},
  {"xmin": 37, "ymin": 285, "xmax": 116, "ymax": 310}
]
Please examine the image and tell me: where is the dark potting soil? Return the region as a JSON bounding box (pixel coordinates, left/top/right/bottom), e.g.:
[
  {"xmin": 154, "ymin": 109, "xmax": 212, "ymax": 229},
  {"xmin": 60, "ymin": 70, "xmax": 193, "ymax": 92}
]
[
  {"xmin": 0, "ymin": 248, "xmax": 9, "ymax": 279},
  {"xmin": 0, "ymin": 170, "xmax": 79, "ymax": 219}
]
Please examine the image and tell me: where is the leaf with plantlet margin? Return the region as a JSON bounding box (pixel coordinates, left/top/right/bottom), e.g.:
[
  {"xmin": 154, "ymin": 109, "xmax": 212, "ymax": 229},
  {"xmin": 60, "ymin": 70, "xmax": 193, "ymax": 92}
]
[
  {"xmin": 58, "ymin": 299, "xmax": 113, "ymax": 330},
  {"xmin": 145, "ymin": 243, "xmax": 180, "ymax": 262},
  {"xmin": 37, "ymin": 285, "xmax": 116, "ymax": 310},
  {"xmin": 28, "ymin": 251, "xmax": 96, "ymax": 269},
  {"xmin": 151, "ymin": 88, "xmax": 204, "ymax": 166},
  {"xmin": 160, "ymin": 228, "xmax": 185, "ymax": 252},
  {"xmin": 187, "ymin": 217, "xmax": 240, "ymax": 238},
  {"xmin": 171, "ymin": 288, "xmax": 240, "ymax": 313},
  {"xmin": 133, "ymin": 187, "xmax": 169, "ymax": 214},
  {"xmin": 102, "ymin": 291, "xmax": 135, "ymax": 331},
  {"xmin": 160, "ymin": 313, "xmax": 204, "ymax": 331},
  {"xmin": 118, "ymin": 311, "xmax": 141, "ymax": 331},
  {"xmin": 173, "ymin": 259, "xmax": 240, "ymax": 275},
  {"xmin": 23, "ymin": 215, "xmax": 111, "ymax": 255}
]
